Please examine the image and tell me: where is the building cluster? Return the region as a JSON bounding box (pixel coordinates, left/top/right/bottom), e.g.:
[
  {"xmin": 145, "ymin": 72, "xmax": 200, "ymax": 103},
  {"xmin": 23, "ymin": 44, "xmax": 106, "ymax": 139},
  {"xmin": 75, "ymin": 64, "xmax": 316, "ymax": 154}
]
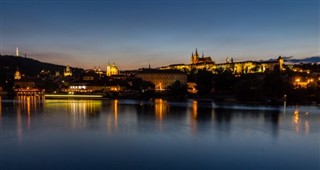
[
  {"xmin": 161, "ymin": 49, "xmax": 285, "ymax": 74},
  {"xmin": 5, "ymin": 48, "xmax": 320, "ymax": 97},
  {"xmin": 11, "ymin": 60, "xmax": 188, "ymax": 96}
]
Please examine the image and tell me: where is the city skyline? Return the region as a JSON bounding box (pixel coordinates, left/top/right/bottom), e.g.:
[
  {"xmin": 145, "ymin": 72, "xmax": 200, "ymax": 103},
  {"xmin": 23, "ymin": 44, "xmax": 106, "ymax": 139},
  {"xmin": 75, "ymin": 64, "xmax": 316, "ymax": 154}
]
[{"xmin": 1, "ymin": 0, "xmax": 319, "ymax": 69}]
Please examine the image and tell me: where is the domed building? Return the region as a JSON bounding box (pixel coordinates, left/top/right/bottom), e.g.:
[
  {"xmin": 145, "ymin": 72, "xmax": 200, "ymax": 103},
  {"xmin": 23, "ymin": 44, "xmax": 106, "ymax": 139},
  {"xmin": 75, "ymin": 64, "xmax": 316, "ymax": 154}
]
[
  {"xmin": 14, "ymin": 68, "xmax": 21, "ymax": 80},
  {"xmin": 64, "ymin": 65, "xmax": 72, "ymax": 77},
  {"xmin": 106, "ymin": 63, "xmax": 119, "ymax": 76}
]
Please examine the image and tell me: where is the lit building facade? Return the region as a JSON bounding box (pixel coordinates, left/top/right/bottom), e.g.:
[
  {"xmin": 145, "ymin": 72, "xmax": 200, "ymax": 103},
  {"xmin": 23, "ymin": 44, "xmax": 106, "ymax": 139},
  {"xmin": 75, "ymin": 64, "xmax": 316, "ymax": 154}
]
[
  {"xmin": 136, "ymin": 69, "xmax": 187, "ymax": 91},
  {"xmin": 64, "ymin": 65, "xmax": 72, "ymax": 77},
  {"xmin": 14, "ymin": 68, "xmax": 22, "ymax": 80},
  {"xmin": 106, "ymin": 63, "xmax": 119, "ymax": 76},
  {"xmin": 191, "ymin": 48, "xmax": 214, "ymax": 65},
  {"xmin": 13, "ymin": 79, "xmax": 44, "ymax": 96},
  {"xmin": 66, "ymin": 70, "xmax": 128, "ymax": 94},
  {"xmin": 160, "ymin": 49, "xmax": 285, "ymax": 74},
  {"xmin": 293, "ymin": 76, "xmax": 317, "ymax": 89}
]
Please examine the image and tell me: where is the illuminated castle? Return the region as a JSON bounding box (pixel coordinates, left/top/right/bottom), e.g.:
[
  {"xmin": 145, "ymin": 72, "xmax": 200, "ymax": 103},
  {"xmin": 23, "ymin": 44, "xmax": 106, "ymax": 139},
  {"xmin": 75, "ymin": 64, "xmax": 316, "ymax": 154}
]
[
  {"xmin": 161, "ymin": 49, "xmax": 285, "ymax": 74},
  {"xmin": 106, "ymin": 63, "xmax": 119, "ymax": 76},
  {"xmin": 191, "ymin": 48, "xmax": 214, "ymax": 64}
]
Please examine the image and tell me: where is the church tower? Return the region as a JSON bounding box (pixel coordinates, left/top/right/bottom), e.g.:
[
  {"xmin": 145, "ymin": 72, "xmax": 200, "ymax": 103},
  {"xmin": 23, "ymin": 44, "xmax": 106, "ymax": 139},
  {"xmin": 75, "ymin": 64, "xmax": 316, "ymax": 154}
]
[
  {"xmin": 14, "ymin": 67, "xmax": 21, "ymax": 80},
  {"xmin": 191, "ymin": 49, "xmax": 199, "ymax": 64},
  {"xmin": 278, "ymin": 56, "xmax": 284, "ymax": 71},
  {"xmin": 64, "ymin": 65, "xmax": 72, "ymax": 77},
  {"xmin": 106, "ymin": 62, "xmax": 119, "ymax": 76}
]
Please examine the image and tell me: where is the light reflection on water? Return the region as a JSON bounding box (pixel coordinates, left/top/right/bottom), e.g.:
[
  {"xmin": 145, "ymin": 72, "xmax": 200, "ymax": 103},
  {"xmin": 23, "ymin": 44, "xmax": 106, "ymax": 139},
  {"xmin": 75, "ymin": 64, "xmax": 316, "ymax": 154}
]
[{"xmin": 0, "ymin": 97, "xmax": 319, "ymax": 169}]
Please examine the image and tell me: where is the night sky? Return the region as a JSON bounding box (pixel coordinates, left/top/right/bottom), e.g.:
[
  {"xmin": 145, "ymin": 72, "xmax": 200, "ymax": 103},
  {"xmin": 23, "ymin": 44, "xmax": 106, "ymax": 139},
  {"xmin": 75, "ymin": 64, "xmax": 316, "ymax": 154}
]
[{"xmin": 1, "ymin": 0, "xmax": 319, "ymax": 69}]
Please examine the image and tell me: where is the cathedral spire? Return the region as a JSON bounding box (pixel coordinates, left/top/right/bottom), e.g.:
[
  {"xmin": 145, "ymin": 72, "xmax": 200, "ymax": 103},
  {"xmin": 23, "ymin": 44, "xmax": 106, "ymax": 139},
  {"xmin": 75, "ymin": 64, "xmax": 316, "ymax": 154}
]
[{"xmin": 195, "ymin": 48, "xmax": 198, "ymax": 57}]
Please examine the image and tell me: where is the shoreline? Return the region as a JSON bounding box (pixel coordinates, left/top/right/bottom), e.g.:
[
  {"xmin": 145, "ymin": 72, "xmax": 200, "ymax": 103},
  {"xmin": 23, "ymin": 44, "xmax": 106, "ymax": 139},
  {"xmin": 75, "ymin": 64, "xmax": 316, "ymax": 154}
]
[{"xmin": 1, "ymin": 93, "xmax": 319, "ymax": 106}]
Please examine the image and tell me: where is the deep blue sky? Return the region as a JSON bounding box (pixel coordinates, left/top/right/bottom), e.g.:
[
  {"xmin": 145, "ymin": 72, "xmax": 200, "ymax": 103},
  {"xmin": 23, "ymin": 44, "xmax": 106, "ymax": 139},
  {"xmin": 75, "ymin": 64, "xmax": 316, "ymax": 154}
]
[{"xmin": 1, "ymin": 0, "xmax": 319, "ymax": 69}]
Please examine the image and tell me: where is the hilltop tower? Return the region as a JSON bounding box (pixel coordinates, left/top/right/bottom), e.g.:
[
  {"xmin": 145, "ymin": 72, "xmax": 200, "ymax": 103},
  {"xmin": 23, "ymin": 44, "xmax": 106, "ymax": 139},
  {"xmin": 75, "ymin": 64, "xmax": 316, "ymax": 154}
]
[
  {"xmin": 278, "ymin": 56, "xmax": 284, "ymax": 71},
  {"xmin": 16, "ymin": 47, "xmax": 19, "ymax": 56}
]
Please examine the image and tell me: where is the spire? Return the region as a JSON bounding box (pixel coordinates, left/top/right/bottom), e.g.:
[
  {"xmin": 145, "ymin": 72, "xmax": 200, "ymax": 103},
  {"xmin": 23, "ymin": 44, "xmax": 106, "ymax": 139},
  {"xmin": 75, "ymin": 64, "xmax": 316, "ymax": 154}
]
[
  {"xmin": 202, "ymin": 52, "xmax": 204, "ymax": 58},
  {"xmin": 195, "ymin": 48, "xmax": 198, "ymax": 57}
]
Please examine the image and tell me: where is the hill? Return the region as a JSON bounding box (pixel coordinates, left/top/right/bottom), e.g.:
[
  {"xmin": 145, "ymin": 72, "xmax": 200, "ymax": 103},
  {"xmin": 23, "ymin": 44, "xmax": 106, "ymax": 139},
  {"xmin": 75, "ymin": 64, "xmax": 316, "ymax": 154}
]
[{"xmin": 0, "ymin": 55, "xmax": 84, "ymax": 77}]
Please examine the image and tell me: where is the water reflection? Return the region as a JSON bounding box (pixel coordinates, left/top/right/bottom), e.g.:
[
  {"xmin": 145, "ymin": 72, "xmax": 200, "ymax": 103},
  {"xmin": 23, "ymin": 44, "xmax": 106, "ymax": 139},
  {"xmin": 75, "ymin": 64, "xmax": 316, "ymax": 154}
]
[
  {"xmin": 66, "ymin": 100, "xmax": 102, "ymax": 128},
  {"xmin": 213, "ymin": 108, "xmax": 232, "ymax": 133},
  {"xmin": 155, "ymin": 99, "xmax": 167, "ymax": 120},
  {"xmin": 211, "ymin": 106, "xmax": 283, "ymax": 137},
  {"xmin": 15, "ymin": 95, "xmax": 43, "ymax": 115},
  {"xmin": 1, "ymin": 99, "xmax": 319, "ymax": 170},
  {"xmin": 292, "ymin": 107, "xmax": 310, "ymax": 134},
  {"xmin": 13, "ymin": 96, "xmax": 43, "ymax": 143},
  {"xmin": 107, "ymin": 100, "xmax": 119, "ymax": 133},
  {"xmin": 2, "ymin": 98, "xmax": 316, "ymax": 140},
  {"xmin": 190, "ymin": 100, "xmax": 197, "ymax": 134},
  {"xmin": 188, "ymin": 100, "xmax": 214, "ymax": 134},
  {"xmin": 0, "ymin": 96, "xmax": 2, "ymax": 119},
  {"xmin": 135, "ymin": 99, "xmax": 188, "ymax": 132},
  {"xmin": 263, "ymin": 110, "xmax": 280, "ymax": 137},
  {"xmin": 155, "ymin": 99, "xmax": 167, "ymax": 130},
  {"xmin": 113, "ymin": 99, "xmax": 118, "ymax": 130},
  {"xmin": 68, "ymin": 100, "xmax": 101, "ymax": 116}
]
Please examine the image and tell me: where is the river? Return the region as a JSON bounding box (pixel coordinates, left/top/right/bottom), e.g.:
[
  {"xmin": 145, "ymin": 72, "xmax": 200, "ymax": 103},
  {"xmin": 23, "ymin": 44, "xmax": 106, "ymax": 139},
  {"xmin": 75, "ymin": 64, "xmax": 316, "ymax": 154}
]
[{"xmin": 0, "ymin": 96, "xmax": 319, "ymax": 169}]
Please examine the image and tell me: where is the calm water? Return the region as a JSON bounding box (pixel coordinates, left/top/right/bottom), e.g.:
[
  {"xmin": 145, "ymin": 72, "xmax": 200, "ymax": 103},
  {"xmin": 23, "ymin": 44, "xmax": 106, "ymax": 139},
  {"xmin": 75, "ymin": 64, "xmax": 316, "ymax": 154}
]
[{"xmin": 0, "ymin": 96, "xmax": 319, "ymax": 170}]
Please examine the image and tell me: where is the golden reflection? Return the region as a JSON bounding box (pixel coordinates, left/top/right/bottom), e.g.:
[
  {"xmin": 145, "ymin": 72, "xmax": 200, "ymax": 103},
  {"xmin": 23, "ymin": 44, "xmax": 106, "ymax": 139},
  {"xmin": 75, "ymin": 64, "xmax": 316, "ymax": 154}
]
[
  {"xmin": 154, "ymin": 99, "xmax": 168, "ymax": 130},
  {"xmin": 190, "ymin": 100, "xmax": 198, "ymax": 134},
  {"xmin": 113, "ymin": 100, "xmax": 118, "ymax": 130},
  {"xmin": 16, "ymin": 95, "xmax": 41, "ymax": 114},
  {"xmin": 66, "ymin": 100, "xmax": 102, "ymax": 128},
  {"xmin": 107, "ymin": 100, "xmax": 119, "ymax": 133},
  {"xmin": 27, "ymin": 96, "xmax": 31, "ymax": 129},
  {"xmin": 15, "ymin": 96, "xmax": 42, "ymax": 131},
  {"xmin": 155, "ymin": 99, "xmax": 167, "ymax": 120},
  {"xmin": 67, "ymin": 100, "xmax": 101, "ymax": 115},
  {"xmin": 292, "ymin": 107, "xmax": 311, "ymax": 134},
  {"xmin": 293, "ymin": 108, "xmax": 299, "ymax": 133},
  {"xmin": 27, "ymin": 96, "xmax": 31, "ymax": 115}
]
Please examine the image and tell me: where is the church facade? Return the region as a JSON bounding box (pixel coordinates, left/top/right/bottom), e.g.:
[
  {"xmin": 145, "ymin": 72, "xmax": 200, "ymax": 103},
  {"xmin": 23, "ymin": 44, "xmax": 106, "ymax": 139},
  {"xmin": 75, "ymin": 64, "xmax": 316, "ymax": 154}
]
[{"xmin": 106, "ymin": 63, "xmax": 119, "ymax": 76}]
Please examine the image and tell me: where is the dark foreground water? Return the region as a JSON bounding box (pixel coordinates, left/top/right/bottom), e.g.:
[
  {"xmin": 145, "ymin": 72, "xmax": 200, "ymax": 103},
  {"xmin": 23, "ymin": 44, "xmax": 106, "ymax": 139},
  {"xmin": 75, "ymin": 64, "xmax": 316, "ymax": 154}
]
[{"xmin": 0, "ymin": 96, "xmax": 319, "ymax": 170}]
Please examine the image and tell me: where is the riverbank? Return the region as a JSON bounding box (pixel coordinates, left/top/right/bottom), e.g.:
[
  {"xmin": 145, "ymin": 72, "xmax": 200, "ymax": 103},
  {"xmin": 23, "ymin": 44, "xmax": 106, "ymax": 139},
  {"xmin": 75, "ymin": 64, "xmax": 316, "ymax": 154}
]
[{"xmin": 2, "ymin": 93, "xmax": 319, "ymax": 107}]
